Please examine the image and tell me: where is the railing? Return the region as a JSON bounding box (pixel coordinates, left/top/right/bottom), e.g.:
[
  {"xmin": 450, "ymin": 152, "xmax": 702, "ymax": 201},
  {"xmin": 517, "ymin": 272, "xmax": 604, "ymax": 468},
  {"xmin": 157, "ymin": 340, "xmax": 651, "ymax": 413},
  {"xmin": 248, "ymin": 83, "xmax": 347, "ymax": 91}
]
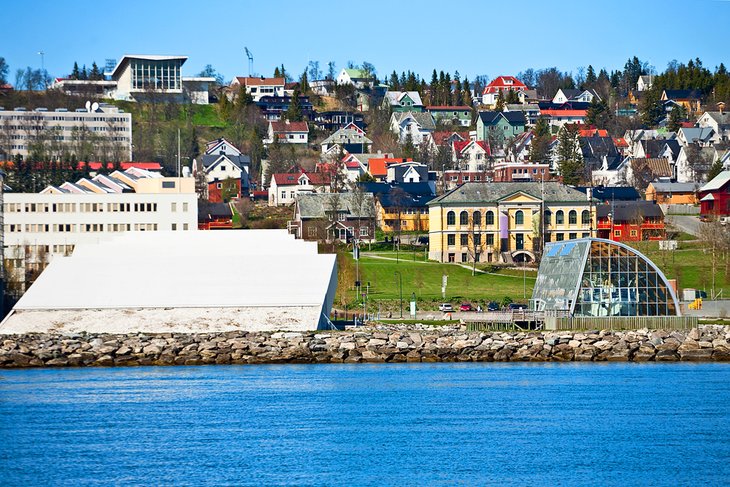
[{"xmin": 549, "ymin": 315, "xmax": 698, "ymax": 331}]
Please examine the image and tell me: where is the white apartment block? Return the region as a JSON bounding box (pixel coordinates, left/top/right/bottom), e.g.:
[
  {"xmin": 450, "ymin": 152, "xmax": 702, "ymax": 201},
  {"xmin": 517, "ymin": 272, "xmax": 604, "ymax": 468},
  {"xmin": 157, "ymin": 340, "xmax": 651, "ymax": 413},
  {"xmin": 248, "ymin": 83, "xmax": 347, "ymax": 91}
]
[
  {"xmin": 3, "ymin": 175, "xmax": 198, "ymax": 294},
  {"xmin": 0, "ymin": 104, "xmax": 132, "ymax": 159}
]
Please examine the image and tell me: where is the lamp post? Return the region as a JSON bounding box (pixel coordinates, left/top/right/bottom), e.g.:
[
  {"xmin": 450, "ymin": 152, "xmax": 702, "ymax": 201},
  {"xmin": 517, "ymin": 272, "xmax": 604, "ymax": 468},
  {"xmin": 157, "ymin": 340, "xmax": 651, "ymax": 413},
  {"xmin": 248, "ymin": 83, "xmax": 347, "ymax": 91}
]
[{"xmin": 394, "ymin": 270, "xmax": 403, "ymax": 318}]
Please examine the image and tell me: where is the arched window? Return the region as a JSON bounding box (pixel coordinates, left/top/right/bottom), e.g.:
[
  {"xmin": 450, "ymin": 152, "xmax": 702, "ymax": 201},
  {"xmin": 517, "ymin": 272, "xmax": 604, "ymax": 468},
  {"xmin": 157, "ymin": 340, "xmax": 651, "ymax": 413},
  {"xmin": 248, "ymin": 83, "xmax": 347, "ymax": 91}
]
[
  {"xmin": 486, "ymin": 211, "xmax": 495, "ymax": 225},
  {"xmin": 544, "ymin": 210, "xmax": 552, "ymax": 226},
  {"xmin": 582, "ymin": 210, "xmax": 591, "ymax": 225},
  {"xmin": 515, "ymin": 210, "xmax": 524, "ymax": 225},
  {"xmin": 556, "ymin": 210, "xmax": 564, "ymax": 225},
  {"xmin": 460, "ymin": 211, "xmax": 469, "ymax": 225},
  {"xmin": 569, "ymin": 210, "xmax": 577, "ymax": 225},
  {"xmin": 447, "ymin": 211, "xmax": 455, "ymax": 225},
  {"xmin": 473, "ymin": 211, "xmax": 482, "ymax": 226}
]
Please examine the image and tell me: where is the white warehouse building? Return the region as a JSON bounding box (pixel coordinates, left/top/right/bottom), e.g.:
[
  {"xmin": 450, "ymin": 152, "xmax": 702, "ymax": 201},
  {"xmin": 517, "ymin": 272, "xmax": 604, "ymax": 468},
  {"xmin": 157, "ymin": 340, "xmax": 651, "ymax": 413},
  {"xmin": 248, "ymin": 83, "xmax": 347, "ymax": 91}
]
[{"xmin": 0, "ymin": 230, "xmax": 338, "ymax": 334}]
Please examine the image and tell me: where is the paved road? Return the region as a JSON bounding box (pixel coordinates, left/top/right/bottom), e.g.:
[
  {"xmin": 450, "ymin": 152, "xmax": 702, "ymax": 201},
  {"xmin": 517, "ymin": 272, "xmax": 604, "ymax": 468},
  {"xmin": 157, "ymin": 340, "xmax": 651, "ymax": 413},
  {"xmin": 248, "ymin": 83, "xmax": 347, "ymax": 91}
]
[{"xmin": 667, "ymin": 214, "xmax": 704, "ymax": 237}]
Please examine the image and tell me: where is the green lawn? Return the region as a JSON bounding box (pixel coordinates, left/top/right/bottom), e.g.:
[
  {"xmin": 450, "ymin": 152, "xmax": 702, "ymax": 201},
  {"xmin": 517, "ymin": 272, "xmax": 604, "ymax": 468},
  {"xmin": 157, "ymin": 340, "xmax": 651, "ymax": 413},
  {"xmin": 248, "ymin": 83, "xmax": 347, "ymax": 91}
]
[
  {"xmin": 338, "ymin": 251, "xmax": 536, "ymax": 306},
  {"xmin": 622, "ymin": 241, "xmax": 730, "ymax": 297},
  {"xmin": 189, "ymin": 105, "xmax": 226, "ymax": 127}
]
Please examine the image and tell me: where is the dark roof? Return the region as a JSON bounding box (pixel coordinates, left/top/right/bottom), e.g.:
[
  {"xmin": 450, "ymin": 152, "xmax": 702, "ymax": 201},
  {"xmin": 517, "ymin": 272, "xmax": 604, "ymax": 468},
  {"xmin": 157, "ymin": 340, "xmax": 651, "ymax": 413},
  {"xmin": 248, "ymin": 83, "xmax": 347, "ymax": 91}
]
[
  {"xmin": 663, "ymin": 89, "xmax": 701, "ymax": 100},
  {"xmin": 358, "ymin": 181, "xmax": 435, "ymax": 197},
  {"xmin": 198, "ymin": 202, "xmax": 233, "ymax": 222},
  {"xmin": 429, "ymin": 181, "xmax": 590, "ymax": 205},
  {"xmin": 478, "ymin": 110, "xmax": 526, "ymax": 126},
  {"xmin": 575, "ymin": 186, "xmax": 641, "ymax": 202},
  {"xmin": 201, "ymin": 154, "xmax": 251, "ymax": 170},
  {"xmin": 663, "ymin": 139, "xmax": 681, "ymax": 159},
  {"xmin": 595, "ymin": 201, "xmax": 664, "ymax": 222}
]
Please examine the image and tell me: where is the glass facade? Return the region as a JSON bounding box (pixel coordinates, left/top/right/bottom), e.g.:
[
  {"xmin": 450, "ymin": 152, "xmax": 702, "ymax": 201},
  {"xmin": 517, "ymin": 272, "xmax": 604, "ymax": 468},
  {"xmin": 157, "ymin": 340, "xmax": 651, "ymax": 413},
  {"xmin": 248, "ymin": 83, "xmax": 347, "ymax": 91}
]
[
  {"xmin": 532, "ymin": 238, "xmax": 679, "ymax": 317},
  {"xmin": 131, "ymin": 59, "xmax": 182, "ymax": 91}
]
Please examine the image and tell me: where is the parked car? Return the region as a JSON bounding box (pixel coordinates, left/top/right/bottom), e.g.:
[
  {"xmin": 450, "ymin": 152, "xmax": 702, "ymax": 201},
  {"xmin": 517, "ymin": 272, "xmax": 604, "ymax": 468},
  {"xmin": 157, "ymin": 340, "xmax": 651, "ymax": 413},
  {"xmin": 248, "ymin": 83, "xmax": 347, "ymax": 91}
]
[
  {"xmin": 508, "ymin": 303, "xmax": 527, "ymax": 310},
  {"xmin": 438, "ymin": 303, "xmax": 453, "ymax": 312},
  {"xmin": 487, "ymin": 301, "xmax": 500, "ymax": 311},
  {"xmin": 460, "ymin": 303, "xmax": 473, "ymax": 312}
]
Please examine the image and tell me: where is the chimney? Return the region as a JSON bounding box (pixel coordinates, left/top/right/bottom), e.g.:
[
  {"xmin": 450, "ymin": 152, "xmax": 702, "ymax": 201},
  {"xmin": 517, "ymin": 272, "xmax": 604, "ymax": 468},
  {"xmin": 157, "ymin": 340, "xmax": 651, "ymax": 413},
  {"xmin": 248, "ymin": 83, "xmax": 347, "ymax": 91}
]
[{"xmin": 719, "ymin": 102, "xmax": 726, "ymax": 115}]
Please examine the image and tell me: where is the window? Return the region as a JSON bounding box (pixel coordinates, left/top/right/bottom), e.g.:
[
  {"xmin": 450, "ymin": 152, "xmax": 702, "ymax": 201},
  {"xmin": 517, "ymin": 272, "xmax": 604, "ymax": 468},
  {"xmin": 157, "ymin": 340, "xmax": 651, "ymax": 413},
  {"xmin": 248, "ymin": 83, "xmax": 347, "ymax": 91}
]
[
  {"xmin": 448, "ymin": 253, "xmax": 455, "ymax": 262},
  {"xmin": 630, "ymin": 230, "xmax": 638, "ymax": 237},
  {"xmin": 473, "ymin": 211, "xmax": 481, "ymax": 226},
  {"xmin": 447, "ymin": 234, "xmax": 456, "ymax": 246},
  {"xmin": 544, "ymin": 210, "xmax": 552, "ymax": 225},
  {"xmin": 171, "ymin": 202, "xmax": 177, "ymax": 212},
  {"xmin": 515, "ymin": 210, "xmax": 524, "ymax": 225},
  {"xmin": 183, "ymin": 203, "xmax": 189, "ymax": 212},
  {"xmin": 569, "ymin": 210, "xmax": 577, "ymax": 225},
  {"xmin": 162, "ymin": 181, "xmax": 176, "ymax": 189},
  {"xmin": 460, "ymin": 234, "xmax": 468, "ymax": 246},
  {"xmin": 556, "ymin": 233, "xmax": 564, "ymax": 241},
  {"xmin": 486, "ymin": 211, "xmax": 494, "ymax": 225},
  {"xmin": 183, "ymin": 223, "xmax": 189, "ymax": 230},
  {"xmin": 172, "ymin": 223, "xmax": 177, "ymax": 231},
  {"xmin": 581, "ymin": 210, "xmax": 591, "ymax": 225},
  {"xmin": 461, "ymin": 253, "xmax": 468, "ymax": 262},
  {"xmin": 308, "ymin": 227, "xmax": 318, "ymax": 238},
  {"xmin": 218, "ymin": 183, "xmax": 223, "ymax": 189},
  {"xmin": 569, "ymin": 233, "xmax": 577, "ymax": 240},
  {"xmin": 338, "ymin": 213, "xmax": 346, "ymax": 221},
  {"xmin": 460, "ymin": 211, "xmax": 469, "ymax": 225},
  {"xmin": 556, "ymin": 210, "xmax": 564, "ymax": 225},
  {"xmin": 474, "ymin": 234, "xmax": 481, "ymax": 246},
  {"xmin": 447, "ymin": 211, "xmax": 455, "ymax": 225},
  {"xmin": 614, "ymin": 230, "xmax": 621, "ymax": 237},
  {"xmin": 486, "ymin": 234, "xmax": 494, "ymax": 246},
  {"xmin": 360, "ymin": 227, "xmax": 368, "ymax": 236}
]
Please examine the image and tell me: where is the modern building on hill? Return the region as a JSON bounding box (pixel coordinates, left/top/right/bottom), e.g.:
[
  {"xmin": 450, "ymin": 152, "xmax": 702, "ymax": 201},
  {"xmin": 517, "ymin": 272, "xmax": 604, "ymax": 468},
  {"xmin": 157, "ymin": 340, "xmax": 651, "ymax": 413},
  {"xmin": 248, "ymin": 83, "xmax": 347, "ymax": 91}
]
[
  {"xmin": 51, "ymin": 55, "xmax": 213, "ymax": 104},
  {"xmin": 428, "ymin": 182, "xmax": 595, "ymax": 264},
  {"xmin": 532, "ymin": 238, "xmax": 680, "ymax": 318},
  {"xmin": 4, "ymin": 170, "xmax": 197, "ymax": 296},
  {"xmin": 0, "ymin": 104, "xmax": 132, "ymax": 159}
]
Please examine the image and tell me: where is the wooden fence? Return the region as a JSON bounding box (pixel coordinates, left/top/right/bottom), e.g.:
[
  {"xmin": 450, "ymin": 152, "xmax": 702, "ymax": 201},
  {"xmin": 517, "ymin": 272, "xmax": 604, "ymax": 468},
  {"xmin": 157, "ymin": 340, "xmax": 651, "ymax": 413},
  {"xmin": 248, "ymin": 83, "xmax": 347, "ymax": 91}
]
[{"xmin": 548, "ymin": 315, "xmax": 698, "ymax": 331}]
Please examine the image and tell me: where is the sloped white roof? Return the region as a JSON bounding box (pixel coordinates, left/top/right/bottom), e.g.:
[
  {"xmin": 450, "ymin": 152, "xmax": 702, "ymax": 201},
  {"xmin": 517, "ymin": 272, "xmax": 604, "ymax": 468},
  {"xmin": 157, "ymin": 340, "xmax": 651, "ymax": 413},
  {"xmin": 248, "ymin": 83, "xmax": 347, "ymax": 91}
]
[
  {"xmin": 2, "ymin": 230, "xmax": 336, "ymax": 332},
  {"xmin": 700, "ymin": 170, "xmax": 730, "ymax": 192}
]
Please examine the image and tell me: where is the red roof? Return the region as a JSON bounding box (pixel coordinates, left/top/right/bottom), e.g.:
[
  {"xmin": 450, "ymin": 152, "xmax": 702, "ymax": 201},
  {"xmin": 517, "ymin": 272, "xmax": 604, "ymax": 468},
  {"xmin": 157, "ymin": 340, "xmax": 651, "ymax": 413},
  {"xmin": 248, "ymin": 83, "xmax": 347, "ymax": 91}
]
[
  {"xmin": 613, "ymin": 137, "xmax": 629, "ymax": 148},
  {"xmin": 482, "ymin": 76, "xmax": 527, "ymax": 95},
  {"xmin": 273, "ymin": 171, "xmax": 330, "ymax": 186},
  {"xmin": 76, "ymin": 161, "xmax": 162, "ymax": 171},
  {"xmin": 453, "ymin": 140, "xmax": 491, "ymax": 157},
  {"xmin": 433, "ymin": 131, "xmax": 468, "ymax": 146},
  {"xmin": 426, "ymin": 105, "xmax": 472, "ymax": 111},
  {"xmin": 237, "ymin": 77, "xmax": 285, "ymax": 86},
  {"xmin": 578, "ymin": 128, "xmax": 609, "ymax": 137},
  {"xmin": 270, "ymin": 121, "xmax": 309, "ymax": 133},
  {"xmin": 368, "ymin": 157, "xmax": 412, "ymax": 177}
]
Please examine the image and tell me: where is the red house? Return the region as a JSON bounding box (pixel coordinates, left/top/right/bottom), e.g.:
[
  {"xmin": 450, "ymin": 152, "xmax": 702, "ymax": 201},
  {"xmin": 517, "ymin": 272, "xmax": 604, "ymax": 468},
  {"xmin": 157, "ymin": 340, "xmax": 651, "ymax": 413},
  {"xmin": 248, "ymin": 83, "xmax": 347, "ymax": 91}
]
[
  {"xmin": 596, "ymin": 201, "xmax": 665, "ymax": 242},
  {"xmin": 699, "ymin": 171, "xmax": 730, "ymax": 217}
]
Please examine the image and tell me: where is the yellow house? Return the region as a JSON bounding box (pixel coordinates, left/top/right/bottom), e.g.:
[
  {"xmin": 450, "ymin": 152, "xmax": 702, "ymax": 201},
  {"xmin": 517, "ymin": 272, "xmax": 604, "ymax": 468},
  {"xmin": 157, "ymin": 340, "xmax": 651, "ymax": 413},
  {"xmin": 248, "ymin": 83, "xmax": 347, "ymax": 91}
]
[
  {"xmin": 428, "ymin": 182, "xmax": 595, "ymax": 264},
  {"xmin": 378, "ymin": 203, "xmax": 429, "ymax": 233}
]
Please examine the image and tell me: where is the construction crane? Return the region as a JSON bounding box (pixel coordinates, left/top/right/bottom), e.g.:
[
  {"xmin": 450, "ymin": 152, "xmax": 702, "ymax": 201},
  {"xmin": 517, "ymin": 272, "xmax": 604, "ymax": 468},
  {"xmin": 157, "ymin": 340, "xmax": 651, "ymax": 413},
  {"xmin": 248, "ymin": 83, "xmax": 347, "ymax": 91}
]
[{"xmin": 244, "ymin": 47, "xmax": 253, "ymax": 76}]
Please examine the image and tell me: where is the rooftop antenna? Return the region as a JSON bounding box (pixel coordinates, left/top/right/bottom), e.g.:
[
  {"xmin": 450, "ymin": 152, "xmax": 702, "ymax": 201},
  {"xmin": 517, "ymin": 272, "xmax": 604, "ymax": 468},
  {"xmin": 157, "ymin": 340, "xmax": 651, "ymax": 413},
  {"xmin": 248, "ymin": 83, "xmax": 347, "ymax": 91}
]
[{"xmin": 244, "ymin": 47, "xmax": 253, "ymax": 76}]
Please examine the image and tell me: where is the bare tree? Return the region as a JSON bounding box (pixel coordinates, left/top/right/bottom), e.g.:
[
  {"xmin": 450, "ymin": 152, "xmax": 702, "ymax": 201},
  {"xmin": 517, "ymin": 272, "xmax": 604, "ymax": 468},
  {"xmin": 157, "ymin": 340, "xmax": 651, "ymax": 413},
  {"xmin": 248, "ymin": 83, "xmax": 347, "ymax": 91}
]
[{"xmin": 466, "ymin": 213, "xmax": 486, "ymax": 275}]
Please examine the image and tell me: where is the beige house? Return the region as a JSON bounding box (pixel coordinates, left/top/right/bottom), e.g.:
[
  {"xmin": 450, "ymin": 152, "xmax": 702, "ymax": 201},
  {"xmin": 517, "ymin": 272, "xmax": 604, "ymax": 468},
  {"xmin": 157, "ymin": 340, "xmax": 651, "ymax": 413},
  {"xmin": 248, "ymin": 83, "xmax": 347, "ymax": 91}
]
[{"xmin": 428, "ymin": 182, "xmax": 595, "ymax": 264}]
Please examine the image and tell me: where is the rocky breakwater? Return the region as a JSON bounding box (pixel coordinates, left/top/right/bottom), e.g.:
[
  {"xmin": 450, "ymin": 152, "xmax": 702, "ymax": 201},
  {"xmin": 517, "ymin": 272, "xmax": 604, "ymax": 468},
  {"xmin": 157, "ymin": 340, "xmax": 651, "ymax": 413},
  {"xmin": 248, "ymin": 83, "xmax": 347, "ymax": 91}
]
[{"xmin": 1, "ymin": 325, "xmax": 729, "ymax": 368}]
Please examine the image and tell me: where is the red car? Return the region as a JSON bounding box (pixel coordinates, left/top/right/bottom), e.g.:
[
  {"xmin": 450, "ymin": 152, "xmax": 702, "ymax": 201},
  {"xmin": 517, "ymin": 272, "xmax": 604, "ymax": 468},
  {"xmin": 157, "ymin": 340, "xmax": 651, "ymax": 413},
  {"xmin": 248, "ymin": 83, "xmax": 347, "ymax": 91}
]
[{"xmin": 459, "ymin": 303, "xmax": 473, "ymax": 312}]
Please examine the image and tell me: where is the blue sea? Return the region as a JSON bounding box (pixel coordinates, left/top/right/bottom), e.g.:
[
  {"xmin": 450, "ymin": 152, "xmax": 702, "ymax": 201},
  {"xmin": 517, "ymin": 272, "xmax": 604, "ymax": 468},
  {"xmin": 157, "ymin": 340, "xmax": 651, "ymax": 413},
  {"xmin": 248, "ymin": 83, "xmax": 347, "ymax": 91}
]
[{"xmin": 1, "ymin": 363, "xmax": 729, "ymax": 486}]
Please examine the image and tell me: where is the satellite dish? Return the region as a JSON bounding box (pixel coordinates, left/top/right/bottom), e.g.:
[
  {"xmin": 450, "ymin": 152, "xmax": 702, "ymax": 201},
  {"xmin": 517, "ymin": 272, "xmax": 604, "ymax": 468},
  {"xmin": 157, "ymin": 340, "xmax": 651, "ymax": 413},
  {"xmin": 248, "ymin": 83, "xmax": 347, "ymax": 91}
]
[
  {"xmin": 85, "ymin": 101, "xmax": 91, "ymax": 112},
  {"xmin": 91, "ymin": 102, "xmax": 99, "ymax": 112}
]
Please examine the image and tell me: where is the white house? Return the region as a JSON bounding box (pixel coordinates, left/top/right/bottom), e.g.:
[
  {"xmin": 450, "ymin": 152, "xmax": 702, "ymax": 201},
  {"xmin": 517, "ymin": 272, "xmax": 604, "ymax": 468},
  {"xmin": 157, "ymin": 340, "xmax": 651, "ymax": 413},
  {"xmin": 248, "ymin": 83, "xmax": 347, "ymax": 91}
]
[
  {"xmin": 552, "ymin": 88, "xmax": 600, "ymax": 104},
  {"xmin": 264, "ymin": 120, "xmax": 309, "ymax": 145},
  {"xmin": 696, "ymin": 111, "xmax": 730, "ymax": 143},
  {"xmin": 637, "ymin": 75, "xmax": 653, "ymax": 91},
  {"xmin": 389, "ymin": 111, "xmax": 436, "ymax": 148},
  {"xmin": 336, "ymin": 68, "xmax": 373, "ymax": 89},
  {"xmin": 230, "ymin": 76, "xmax": 285, "ymax": 102},
  {"xmin": 320, "ymin": 123, "xmax": 372, "ymax": 155},
  {"xmin": 452, "ymin": 140, "xmax": 491, "ymax": 172},
  {"xmin": 268, "ymin": 171, "xmax": 331, "ymax": 206}
]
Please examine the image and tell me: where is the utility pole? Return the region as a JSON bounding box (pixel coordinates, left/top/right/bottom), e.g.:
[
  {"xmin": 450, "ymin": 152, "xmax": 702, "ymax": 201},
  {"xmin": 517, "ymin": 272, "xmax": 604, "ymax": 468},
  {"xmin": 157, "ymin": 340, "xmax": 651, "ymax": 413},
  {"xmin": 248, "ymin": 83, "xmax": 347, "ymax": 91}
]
[
  {"xmin": 38, "ymin": 51, "xmax": 46, "ymax": 89},
  {"xmin": 177, "ymin": 128, "xmax": 181, "ymax": 177}
]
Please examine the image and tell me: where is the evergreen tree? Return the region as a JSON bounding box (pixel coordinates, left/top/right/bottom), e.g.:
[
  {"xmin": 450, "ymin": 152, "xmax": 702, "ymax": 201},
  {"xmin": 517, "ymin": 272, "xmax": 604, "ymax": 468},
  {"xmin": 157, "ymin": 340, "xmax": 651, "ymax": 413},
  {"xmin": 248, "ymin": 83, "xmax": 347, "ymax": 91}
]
[
  {"xmin": 529, "ymin": 117, "xmax": 552, "ymax": 164},
  {"xmin": 389, "ymin": 70, "xmax": 399, "ymax": 90},
  {"xmin": 557, "ymin": 124, "xmax": 584, "ymax": 185},
  {"xmin": 585, "ymin": 97, "xmax": 610, "ymax": 127},
  {"xmin": 585, "ymin": 65, "xmax": 597, "ymax": 86},
  {"xmin": 299, "ymin": 69, "xmax": 309, "ymax": 93},
  {"xmin": 707, "ymin": 158, "xmax": 724, "ymax": 182},
  {"xmin": 462, "ymin": 77, "xmax": 472, "ymax": 106},
  {"xmin": 667, "ymin": 105, "xmax": 685, "ymax": 132},
  {"xmin": 71, "ymin": 62, "xmax": 80, "ymax": 80},
  {"xmin": 640, "ymin": 87, "xmax": 665, "ymax": 127},
  {"xmin": 286, "ymin": 87, "xmax": 303, "ymax": 122},
  {"xmin": 80, "ymin": 65, "xmax": 88, "ymax": 80},
  {"xmin": 90, "ymin": 62, "xmax": 101, "ymax": 80},
  {"xmin": 505, "ymin": 89, "xmax": 519, "ymax": 104},
  {"xmin": 495, "ymin": 90, "xmax": 505, "ymax": 112},
  {"xmin": 274, "ymin": 66, "xmax": 281, "ymax": 78}
]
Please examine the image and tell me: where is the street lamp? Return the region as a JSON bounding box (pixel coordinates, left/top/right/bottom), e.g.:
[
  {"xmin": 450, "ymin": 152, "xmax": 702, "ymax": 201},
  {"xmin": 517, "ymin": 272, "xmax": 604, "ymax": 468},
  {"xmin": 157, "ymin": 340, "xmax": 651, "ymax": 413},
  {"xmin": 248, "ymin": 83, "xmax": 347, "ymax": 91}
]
[{"xmin": 394, "ymin": 270, "xmax": 403, "ymax": 318}]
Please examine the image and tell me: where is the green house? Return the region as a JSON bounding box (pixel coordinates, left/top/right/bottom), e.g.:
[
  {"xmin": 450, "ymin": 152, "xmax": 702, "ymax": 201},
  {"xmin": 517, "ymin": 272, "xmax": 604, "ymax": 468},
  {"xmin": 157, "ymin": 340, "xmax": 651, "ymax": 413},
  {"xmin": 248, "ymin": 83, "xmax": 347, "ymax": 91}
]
[
  {"xmin": 476, "ymin": 111, "xmax": 527, "ymax": 145},
  {"xmin": 383, "ymin": 91, "xmax": 424, "ymax": 112}
]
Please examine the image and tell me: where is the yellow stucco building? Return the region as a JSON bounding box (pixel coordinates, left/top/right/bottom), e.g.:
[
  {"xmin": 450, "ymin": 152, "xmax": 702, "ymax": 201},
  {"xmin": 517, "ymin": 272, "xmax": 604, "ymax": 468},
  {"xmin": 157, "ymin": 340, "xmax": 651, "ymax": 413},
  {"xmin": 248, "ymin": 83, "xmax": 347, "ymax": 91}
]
[{"xmin": 428, "ymin": 182, "xmax": 595, "ymax": 263}]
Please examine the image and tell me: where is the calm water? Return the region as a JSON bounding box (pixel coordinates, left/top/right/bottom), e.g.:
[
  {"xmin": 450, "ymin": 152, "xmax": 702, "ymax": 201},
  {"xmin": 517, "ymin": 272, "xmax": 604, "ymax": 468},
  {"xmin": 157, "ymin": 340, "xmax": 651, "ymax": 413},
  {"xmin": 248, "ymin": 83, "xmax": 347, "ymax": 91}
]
[{"xmin": 1, "ymin": 363, "xmax": 729, "ymax": 486}]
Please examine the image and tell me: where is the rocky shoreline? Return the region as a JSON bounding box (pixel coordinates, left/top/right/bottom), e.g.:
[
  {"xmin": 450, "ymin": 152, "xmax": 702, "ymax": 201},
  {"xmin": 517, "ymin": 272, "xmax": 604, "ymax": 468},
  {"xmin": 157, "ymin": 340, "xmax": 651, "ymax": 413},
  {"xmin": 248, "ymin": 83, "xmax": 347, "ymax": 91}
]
[{"xmin": 1, "ymin": 325, "xmax": 729, "ymax": 368}]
